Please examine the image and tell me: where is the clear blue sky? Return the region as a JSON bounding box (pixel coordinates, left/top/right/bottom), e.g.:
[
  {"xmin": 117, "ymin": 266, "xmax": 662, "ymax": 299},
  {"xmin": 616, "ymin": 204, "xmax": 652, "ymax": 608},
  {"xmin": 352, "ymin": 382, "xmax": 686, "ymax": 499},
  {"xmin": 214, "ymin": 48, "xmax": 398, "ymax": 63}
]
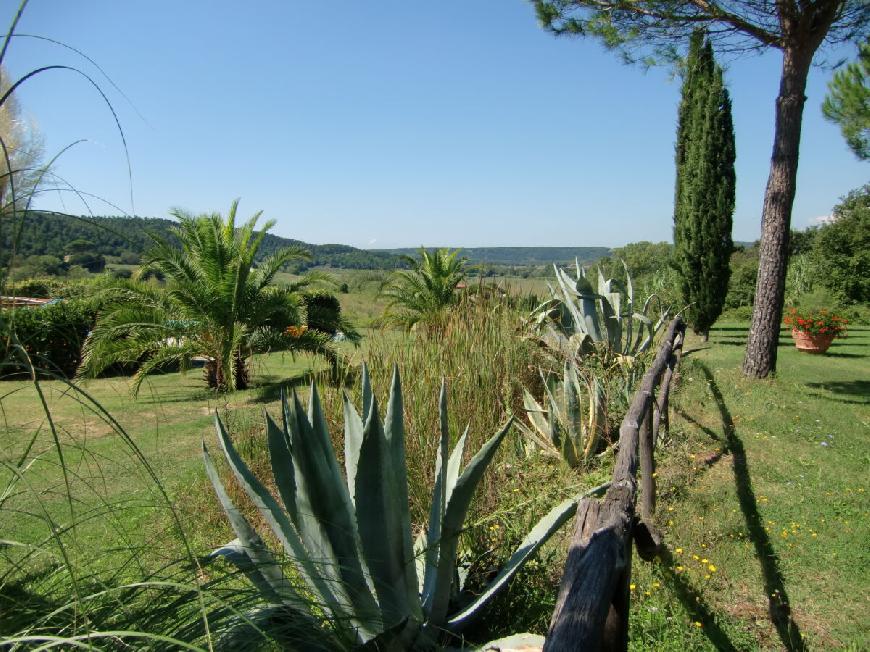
[{"xmin": 8, "ymin": 0, "xmax": 868, "ymax": 248}]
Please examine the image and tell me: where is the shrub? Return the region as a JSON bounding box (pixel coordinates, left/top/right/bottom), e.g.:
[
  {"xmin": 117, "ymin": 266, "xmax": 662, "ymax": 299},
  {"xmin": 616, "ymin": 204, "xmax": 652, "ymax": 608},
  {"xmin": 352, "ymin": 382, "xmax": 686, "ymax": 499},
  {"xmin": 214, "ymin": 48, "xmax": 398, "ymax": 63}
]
[
  {"xmin": 66, "ymin": 252, "xmax": 106, "ymax": 273},
  {"xmin": 301, "ymin": 289, "xmax": 343, "ymax": 334},
  {"xmin": 4, "ymin": 277, "xmax": 60, "ymax": 298},
  {"xmin": 724, "ymin": 247, "xmax": 758, "ymax": 310},
  {"xmin": 1, "ymin": 300, "xmax": 96, "ymax": 378}
]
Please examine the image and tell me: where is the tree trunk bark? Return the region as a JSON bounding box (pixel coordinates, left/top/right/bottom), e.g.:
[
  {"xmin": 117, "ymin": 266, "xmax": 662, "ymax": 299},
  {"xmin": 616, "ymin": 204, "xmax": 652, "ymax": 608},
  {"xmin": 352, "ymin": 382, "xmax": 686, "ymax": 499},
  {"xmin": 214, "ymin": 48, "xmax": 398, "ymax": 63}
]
[
  {"xmin": 204, "ymin": 360, "xmax": 218, "ymax": 388},
  {"xmin": 233, "ymin": 351, "xmax": 249, "ymax": 390},
  {"xmin": 742, "ymin": 46, "xmax": 814, "ymax": 379}
]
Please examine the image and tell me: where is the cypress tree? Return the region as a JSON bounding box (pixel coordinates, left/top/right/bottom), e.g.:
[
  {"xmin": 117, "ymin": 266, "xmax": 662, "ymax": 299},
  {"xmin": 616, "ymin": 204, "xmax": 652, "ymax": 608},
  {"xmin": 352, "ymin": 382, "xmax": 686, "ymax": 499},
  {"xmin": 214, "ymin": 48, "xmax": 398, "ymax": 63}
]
[{"xmin": 673, "ymin": 33, "xmax": 736, "ymax": 340}]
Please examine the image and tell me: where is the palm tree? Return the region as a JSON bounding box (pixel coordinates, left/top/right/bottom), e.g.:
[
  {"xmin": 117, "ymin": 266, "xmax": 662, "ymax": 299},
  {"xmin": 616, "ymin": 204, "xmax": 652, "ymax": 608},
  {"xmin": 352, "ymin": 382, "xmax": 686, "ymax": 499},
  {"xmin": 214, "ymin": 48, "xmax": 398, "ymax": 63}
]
[
  {"xmin": 79, "ymin": 200, "xmax": 336, "ymax": 393},
  {"xmin": 382, "ymin": 247, "xmax": 466, "ymax": 330}
]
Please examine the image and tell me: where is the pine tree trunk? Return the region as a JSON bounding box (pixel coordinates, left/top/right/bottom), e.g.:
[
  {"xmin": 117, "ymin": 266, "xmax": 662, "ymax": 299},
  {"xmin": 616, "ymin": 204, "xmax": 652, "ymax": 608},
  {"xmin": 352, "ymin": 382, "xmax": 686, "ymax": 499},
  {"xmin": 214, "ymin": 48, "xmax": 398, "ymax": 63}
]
[{"xmin": 742, "ymin": 46, "xmax": 813, "ymax": 379}]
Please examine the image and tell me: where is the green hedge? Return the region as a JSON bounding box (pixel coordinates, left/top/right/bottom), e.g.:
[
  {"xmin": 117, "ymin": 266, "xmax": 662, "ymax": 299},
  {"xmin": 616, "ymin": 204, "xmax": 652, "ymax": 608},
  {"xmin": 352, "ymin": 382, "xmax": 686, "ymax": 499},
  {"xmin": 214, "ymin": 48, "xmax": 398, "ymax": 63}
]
[{"xmin": 1, "ymin": 300, "xmax": 96, "ymax": 378}]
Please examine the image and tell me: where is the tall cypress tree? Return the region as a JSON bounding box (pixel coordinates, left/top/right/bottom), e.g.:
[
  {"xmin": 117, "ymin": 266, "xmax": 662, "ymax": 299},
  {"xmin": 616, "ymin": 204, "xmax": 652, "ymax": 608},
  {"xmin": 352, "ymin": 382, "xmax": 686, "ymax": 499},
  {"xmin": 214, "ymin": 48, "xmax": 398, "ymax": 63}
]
[{"xmin": 673, "ymin": 33, "xmax": 736, "ymax": 340}]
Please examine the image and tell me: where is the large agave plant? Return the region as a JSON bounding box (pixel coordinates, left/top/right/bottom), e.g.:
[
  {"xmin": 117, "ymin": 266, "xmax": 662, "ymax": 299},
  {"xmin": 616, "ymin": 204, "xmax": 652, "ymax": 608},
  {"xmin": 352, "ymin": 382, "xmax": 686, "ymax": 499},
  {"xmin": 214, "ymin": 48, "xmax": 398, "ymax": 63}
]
[
  {"xmin": 516, "ymin": 362, "xmax": 605, "ymax": 468},
  {"xmin": 530, "ymin": 260, "xmax": 669, "ymax": 362},
  {"xmin": 203, "ymin": 365, "xmax": 590, "ymax": 649}
]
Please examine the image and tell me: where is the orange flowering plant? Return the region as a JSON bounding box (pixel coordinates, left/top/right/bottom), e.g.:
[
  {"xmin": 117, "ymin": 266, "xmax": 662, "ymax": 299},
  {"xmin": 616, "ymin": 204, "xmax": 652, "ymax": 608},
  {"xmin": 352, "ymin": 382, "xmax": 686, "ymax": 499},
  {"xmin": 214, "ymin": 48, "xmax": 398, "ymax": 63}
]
[
  {"xmin": 284, "ymin": 324, "xmax": 308, "ymax": 338},
  {"xmin": 783, "ymin": 307, "xmax": 848, "ymax": 338}
]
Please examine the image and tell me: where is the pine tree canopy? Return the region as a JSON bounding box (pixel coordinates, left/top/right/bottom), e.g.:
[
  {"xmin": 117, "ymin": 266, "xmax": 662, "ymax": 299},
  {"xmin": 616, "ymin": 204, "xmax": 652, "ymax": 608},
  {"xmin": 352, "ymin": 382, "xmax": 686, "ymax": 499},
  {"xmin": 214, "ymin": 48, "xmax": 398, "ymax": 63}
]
[{"xmin": 822, "ymin": 38, "xmax": 870, "ymax": 160}]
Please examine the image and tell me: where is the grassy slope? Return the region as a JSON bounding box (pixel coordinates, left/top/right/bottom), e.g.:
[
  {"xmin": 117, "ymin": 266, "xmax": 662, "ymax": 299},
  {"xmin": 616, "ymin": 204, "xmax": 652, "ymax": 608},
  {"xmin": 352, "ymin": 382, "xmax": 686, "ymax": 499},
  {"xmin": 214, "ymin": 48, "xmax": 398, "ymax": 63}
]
[{"xmin": 630, "ymin": 324, "xmax": 869, "ymax": 651}]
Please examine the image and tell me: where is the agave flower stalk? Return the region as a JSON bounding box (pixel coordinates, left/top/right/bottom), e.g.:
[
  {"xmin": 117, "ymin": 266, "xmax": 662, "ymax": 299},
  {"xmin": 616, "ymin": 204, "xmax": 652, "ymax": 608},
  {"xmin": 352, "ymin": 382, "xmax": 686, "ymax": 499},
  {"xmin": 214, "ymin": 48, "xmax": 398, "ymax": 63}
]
[{"xmin": 203, "ymin": 364, "xmax": 600, "ymax": 648}]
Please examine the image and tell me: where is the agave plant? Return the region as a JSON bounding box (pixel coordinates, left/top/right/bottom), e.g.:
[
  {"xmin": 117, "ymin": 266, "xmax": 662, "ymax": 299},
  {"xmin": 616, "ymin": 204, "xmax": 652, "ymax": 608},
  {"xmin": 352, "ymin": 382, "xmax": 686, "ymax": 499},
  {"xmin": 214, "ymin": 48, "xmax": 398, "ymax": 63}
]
[
  {"xmin": 529, "ymin": 260, "xmax": 669, "ymax": 363},
  {"xmin": 203, "ymin": 365, "xmax": 594, "ymax": 649},
  {"xmin": 516, "ymin": 362, "xmax": 605, "ymax": 468}
]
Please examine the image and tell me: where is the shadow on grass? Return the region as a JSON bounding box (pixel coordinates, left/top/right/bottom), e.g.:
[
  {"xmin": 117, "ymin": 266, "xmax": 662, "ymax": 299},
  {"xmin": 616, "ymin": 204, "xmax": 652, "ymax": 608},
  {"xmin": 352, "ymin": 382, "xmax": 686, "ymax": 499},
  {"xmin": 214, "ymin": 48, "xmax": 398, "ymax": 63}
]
[
  {"xmin": 674, "ymin": 408, "xmax": 725, "ymax": 450},
  {"xmin": 657, "ymin": 548, "xmax": 739, "ymax": 652},
  {"xmin": 709, "ymin": 326, "xmax": 748, "ymax": 333},
  {"xmin": 0, "ymin": 568, "xmax": 65, "ymax": 634},
  {"xmin": 697, "ymin": 362, "xmax": 806, "ymax": 652},
  {"xmin": 805, "ymin": 380, "xmax": 870, "ymax": 403},
  {"xmin": 248, "ymin": 371, "xmax": 313, "ymax": 404},
  {"xmin": 822, "ymin": 351, "xmax": 867, "ymax": 359}
]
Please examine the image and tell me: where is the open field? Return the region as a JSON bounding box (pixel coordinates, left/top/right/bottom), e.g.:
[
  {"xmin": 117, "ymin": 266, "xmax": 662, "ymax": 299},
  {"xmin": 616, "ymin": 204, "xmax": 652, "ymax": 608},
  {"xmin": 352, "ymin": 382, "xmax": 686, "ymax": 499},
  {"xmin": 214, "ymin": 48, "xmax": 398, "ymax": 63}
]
[
  {"xmin": 273, "ymin": 268, "xmax": 551, "ymax": 327},
  {"xmin": 2, "ymin": 264, "xmax": 868, "ymax": 649}
]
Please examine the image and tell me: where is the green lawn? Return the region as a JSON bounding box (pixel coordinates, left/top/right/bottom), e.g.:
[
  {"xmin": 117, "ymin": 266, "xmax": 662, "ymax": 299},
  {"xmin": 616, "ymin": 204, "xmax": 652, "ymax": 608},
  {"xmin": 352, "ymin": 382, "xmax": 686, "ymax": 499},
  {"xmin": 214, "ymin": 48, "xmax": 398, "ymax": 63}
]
[
  {"xmin": 630, "ymin": 324, "xmax": 869, "ymax": 650},
  {"xmin": 0, "ymin": 350, "xmax": 327, "ymax": 574}
]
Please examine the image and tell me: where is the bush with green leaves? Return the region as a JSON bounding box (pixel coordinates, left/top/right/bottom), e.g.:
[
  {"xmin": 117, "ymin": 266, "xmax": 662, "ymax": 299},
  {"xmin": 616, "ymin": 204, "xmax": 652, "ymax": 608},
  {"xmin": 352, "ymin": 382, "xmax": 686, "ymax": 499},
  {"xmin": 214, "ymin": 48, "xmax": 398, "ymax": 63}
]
[
  {"xmin": 204, "ymin": 365, "xmax": 594, "ymax": 649},
  {"xmin": 811, "ymin": 184, "xmax": 869, "ymax": 304},
  {"xmin": 1, "ymin": 300, "xmax": 96, "ymax": 378},
  {"xmin": 301, "ymin": 289, "xmax": 360, "ymax": 342}
]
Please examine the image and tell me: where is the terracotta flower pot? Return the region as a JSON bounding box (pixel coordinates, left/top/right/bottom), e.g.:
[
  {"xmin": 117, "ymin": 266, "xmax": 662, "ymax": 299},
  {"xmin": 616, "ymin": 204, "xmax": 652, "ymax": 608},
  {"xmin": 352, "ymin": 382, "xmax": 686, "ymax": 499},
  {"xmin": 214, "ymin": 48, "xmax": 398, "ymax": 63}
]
[{"xmin": 791, "ymin": 329, "xmax": 835, "ymax": 354}]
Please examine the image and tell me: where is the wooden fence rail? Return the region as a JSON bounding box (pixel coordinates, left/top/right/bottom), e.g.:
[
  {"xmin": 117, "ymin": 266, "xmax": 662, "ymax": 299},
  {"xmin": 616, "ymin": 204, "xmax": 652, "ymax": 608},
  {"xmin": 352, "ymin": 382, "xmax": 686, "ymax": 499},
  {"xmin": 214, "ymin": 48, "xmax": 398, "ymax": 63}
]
[{"xmin": 544, "ymin": 317, "xmax": 686, "ymax": 652}]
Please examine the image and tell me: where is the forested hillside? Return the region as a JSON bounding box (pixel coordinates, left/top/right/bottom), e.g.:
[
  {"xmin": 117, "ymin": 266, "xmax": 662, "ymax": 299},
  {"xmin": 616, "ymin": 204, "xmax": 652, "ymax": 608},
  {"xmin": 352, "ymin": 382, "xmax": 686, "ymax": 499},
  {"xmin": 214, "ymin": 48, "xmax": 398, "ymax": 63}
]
[
  {"xmin": 3, "ymin": 213, "xmax": 616, "ymax": 272},
  {"xmin": 2, "ymin": 212, "xmax": 403, "ymax": 270}
]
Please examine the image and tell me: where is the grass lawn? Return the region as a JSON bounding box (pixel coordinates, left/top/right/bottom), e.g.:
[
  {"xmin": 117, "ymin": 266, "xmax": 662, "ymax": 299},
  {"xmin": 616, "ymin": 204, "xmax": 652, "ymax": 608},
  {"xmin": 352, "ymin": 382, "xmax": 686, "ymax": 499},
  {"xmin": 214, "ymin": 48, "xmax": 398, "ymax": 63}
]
[
  {"xmin": 0, "ymin": 350, "xmax": 329, "ymax": 576},
  {"xmin": 630, "ymin": 323, "xmax": 869, "ymax": 650}
]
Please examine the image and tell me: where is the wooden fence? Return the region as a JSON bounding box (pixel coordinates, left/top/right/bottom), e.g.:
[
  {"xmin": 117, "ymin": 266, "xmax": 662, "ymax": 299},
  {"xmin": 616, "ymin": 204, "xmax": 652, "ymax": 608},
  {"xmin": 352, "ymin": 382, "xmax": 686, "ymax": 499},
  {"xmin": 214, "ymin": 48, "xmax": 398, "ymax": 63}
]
[{"xmin": 544, "ymin": 317, "xmax": 686, "ymax": 651}]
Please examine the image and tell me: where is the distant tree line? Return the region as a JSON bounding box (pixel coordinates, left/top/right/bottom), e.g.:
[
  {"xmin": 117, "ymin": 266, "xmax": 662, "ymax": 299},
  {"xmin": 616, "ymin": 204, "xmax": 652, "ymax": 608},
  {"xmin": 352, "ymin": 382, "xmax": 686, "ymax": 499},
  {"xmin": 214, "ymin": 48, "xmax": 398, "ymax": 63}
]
[
  {"xmin": 1, "ymin": 212, "xmax": 404, "ymax": 275},
  {"xmin": 593, "ymin": 183, "xmax": 869, "ymax": 318}
]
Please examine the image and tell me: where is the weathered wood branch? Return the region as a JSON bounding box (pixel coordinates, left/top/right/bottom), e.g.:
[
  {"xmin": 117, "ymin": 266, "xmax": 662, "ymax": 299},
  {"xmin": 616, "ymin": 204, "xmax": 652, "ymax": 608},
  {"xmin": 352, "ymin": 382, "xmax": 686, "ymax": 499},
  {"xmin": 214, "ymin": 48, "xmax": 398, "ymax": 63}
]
[
  {"xmin": 639, "ymin": 400, "xmax": 655, "ymax": 523},
  {"xmin": 544, "ymin": 317, "xmax": 685, "ymax": 651}
]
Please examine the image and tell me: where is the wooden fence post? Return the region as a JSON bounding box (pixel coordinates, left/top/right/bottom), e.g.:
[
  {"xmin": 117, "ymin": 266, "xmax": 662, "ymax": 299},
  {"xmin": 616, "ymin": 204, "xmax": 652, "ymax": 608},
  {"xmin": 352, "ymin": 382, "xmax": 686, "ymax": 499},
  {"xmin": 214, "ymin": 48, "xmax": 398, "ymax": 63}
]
[
  {"xmin": 652, "ymin": 331, "xmax": 683, "ymax": 446},
  {"xmin": 639, "ymin": 395, "xmax": 655, "ymax": 523},
  {"xmin": 544, "ymin": 317, "xmax": 685, "ymax": 651}
]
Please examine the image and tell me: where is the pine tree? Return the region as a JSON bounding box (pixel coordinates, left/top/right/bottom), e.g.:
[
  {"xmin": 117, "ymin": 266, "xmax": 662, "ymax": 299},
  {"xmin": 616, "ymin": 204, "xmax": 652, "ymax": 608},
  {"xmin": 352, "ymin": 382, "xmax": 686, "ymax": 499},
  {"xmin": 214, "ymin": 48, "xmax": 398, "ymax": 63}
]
[
  {"xmin": 822, "ymin": 38, "xmax": 870, "ymax": 160},
  {"xmin": 673, "ymin": 33, "xmax": 735, "ymax": 340}
]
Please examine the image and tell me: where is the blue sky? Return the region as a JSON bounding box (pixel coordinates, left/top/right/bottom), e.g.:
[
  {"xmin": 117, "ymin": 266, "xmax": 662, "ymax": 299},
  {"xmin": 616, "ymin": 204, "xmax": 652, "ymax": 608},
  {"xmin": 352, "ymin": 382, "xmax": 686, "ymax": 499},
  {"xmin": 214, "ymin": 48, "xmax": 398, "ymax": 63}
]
[{"xmin": 7, "ymin": 1, "xmax": 867, "ymax": 248}]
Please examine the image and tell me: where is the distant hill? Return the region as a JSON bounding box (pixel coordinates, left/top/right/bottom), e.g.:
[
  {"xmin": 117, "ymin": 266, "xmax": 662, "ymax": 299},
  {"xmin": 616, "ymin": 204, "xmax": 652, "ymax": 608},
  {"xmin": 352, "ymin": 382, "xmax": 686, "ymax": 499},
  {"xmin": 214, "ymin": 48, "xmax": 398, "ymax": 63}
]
[
  {"xmin": 375, "ymin": 246, "xmax": 611, "ymax": 266},
  {"xmin": 4, "ymin": 213, "xmax": 618, "ymax": 273},
  {"xmin": 3, "ymin": 212, "xmax": 404, "ymax": 271}
]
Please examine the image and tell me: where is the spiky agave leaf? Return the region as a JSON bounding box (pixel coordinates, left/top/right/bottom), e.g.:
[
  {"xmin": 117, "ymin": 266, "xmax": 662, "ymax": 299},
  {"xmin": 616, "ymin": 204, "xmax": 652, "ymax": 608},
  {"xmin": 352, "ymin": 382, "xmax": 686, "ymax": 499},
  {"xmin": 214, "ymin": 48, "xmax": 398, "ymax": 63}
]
[
  {"xmin": 281, "ymin": 386, "xmax": 381, "ymax": 633},
  {"xmin": 517, "ymin": 362, "xmax": 605, "ymax": 468},
  {"xmin": 426, "ymin": 417, "xmax": 513, "ymax": 628},
  {"xmin": 445, "ymin": 482, "xmax": 610, "ymax": 631},
  {"xmin": 206, "ymin": 370, "xmax": 583, "ymax": 644},
  {"xmin": 420, "ymin": 380, "xmax": 450, "ymax": 614},
  {"xmin": 211, "ymin": 413, "xmax": 366, "ymax": 643}
]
